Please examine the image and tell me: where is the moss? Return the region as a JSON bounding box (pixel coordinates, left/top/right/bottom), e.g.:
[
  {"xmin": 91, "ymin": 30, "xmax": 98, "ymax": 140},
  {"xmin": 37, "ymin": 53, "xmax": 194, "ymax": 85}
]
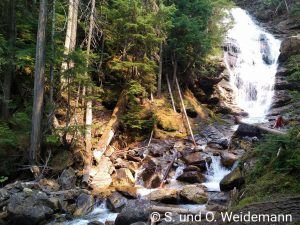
[
  {"xmin": 50, "ymin": 150, "xmax": 74, "ymax": 173},
  {"xmin": 156, "ymin": 108, "xmax": 180, "ymax": 132}
]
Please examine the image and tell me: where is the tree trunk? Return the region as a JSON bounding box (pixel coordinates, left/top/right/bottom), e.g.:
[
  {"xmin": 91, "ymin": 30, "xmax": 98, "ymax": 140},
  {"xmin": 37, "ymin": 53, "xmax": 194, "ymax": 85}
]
[
  {"xmin": 93, "ymin": 93, "xmax": 127, "ymax": 162},
  {"xmin": 29, "ymin": 0, "xmax": 48, "ymax": 164},
  {"xmin": 235, "ymin": 117, "xmax": 287, "ymax": 136},
  {"xmin": 61, "ymin": 0, "xmax": 78, "ymax": 74},
  {"xmin": 49, "ymin": 0, "xmax": 56, "ymax": 128},
  {"xmin": 157, "ymin": 41, "xmax": 163, "ymax": 98},
  {"xmin": 175, "ymin": 77, "xmax": 196, "ymax": 146},
  {"xmin": 172, "ymin": 54, "xmax": 177, "ymax": 86},
  {"xmin": 83, "ymin": 0, "xmax": 96, "ymax": 185},
  {"xmin": 166, "ymin": 74, "xmax": 176, "ymax": 112},
  {"xmin": 2, "ymin": 0, "xmax": 16, "ymax": 119}
]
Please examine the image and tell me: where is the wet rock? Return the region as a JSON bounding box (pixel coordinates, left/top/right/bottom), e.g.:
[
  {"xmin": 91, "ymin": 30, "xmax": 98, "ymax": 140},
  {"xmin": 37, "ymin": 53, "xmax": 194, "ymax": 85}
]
[
  {"xmin": 148, "ymin": 141, "xmax": 171, "ymax": 157},
  {"xmin": 183, "ymin": 165, "xmax": 201, "ymax": 173},
  {"xmin": 205, "ymin": 156, "xmax": 212, "ymax": 166},
  {"xmin": 182, "ymin": 152, "xmax": 205, "ymax": 166},
  {"xmin": 112, "ymin": 168, "xmax": 135, "ymax": 187},
  {"xmin": 7, "ymin": 191, "xmax": 54, "ymax": 225},
  {"xmin": 259, "ymin": 34, "xmax": 273, "ymax": 65},
  {"xmin": 130, "ymin": 222, "xmax": 147, "ymax": 225},
  {"xmin": 115, "ymin": 199, "xmax": 150, "ymax": 225},
  {"xmin": 180, "ymin": 185, "xmax": 208, "ymax": 204},
  {"xmin": 221, "ymin": 152, "xmax": 237, "ymax": 168},
  {"xmin": 107, "ymin": 192, "xmax": 128, "ymax": 213},
  {"xmin": 116, "ymin": 186, "xmax": 138, "ymax": 199},
  {"xmin": 0, "ymin": 188, "xmax": 9, "ymax": 201},
  {"xmin": 279, "ymin": 35, "xmax": 300, "ymax": 62},
  {"xmin": 146, "ymin": 189, "xmax": 178, "ymax": 204},
  {"xmin": 235, "ymin": 124, "xmax": 260, "ymax": 138},
  {"xmin": 202, "ymin": 125, "xmax": 225, "ymax": 143},
  {"xmin": 88, "ymin": 221, "xmax": 104, "ymax": 225},
  {"xmin": 177, "ymin": 171, "xmax": 205, "ymax": 183},
  {"xmin": 58, "ymin": 168, "xmax": 76, "ymax": 190},
  {"xmin": 139, "ymin": 157, "xmax": 161, "ymax": 188},
  {"xmin": 271, "ymin": 90, "xmax": 292, "ymax": 108},
  {"xmin": 206, "ymin": 192, "xmax": 230, "ymax": 212},
  {"xmin": 73, "ymin": 193, "xmax": 94, "ymax": 217},
  {"xmin": 220, "ymin": 167, "xmax": 245, "ymax": 192}
]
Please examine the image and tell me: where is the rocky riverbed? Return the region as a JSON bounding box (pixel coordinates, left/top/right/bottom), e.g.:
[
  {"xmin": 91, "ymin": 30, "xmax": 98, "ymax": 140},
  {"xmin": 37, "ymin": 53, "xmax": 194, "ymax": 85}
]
[{"xmin": 0, "ymin": 114, "xmax": 266, "ymax": 225}]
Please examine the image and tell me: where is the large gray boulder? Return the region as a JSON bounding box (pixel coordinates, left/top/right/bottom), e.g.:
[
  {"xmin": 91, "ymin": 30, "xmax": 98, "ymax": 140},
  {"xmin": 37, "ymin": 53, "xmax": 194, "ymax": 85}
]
[
  {"xmin": 220, "ymin": 167, "xmax": 245, "ymax": 192},
  {"xmin": 7, "ymin": 191, "xmax": 54, "ymax": 225},
  {"xmin": 115, "ymin": 199, "xmax": 151, "ymax": 225},
  {"xmin": 279, "ymin": 35, "xmax": 300, "ymax": 62},
  {"xmin": 73, "ymin": 193, "xmax": 94, "ymax": 217},
  {"xmin": 107, "ymin": 192, "xmax": 128, "ymax": 212},
  {"xmin": 58, "ymin": 168, "xmax": 76, "ymax": 190}
]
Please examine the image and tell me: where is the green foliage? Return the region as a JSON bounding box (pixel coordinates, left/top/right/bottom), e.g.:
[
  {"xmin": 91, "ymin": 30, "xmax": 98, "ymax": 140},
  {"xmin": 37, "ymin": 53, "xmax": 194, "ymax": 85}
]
[
  {"xmin": 121, "ymin": 81, "xmax": 155, "ymax": 136},
  {"xmin": 0, "ymin": 121, "xmax": 18, "ymax": 147},
  {"xmin": 0, "ymin": 176, "xmax": 8, "ymax": 183},
  {"xmin": 166, "ymin": 0, "xmax": 232, "ymax": 77},
  {"xmin": 45, "ymin": 134, "xmax": 60, "ymax": 146}
]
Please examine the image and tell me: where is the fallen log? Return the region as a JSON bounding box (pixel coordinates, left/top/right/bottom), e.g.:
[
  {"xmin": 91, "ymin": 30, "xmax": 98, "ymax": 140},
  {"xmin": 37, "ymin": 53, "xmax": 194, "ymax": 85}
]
[
  {"xmin": 235, "ymin": 117, "xmax": 287, "ymax": 136},
  {"xmin": 93, "ymin": 92, "xmax": 127, "ymax": 162},
  {"xmin": 149, "ymin": 205, "xmax": 211, "ymax": 217},
  {"xmin": 160, "ymin": 151, "xmax": 177, "ymax": 188}
]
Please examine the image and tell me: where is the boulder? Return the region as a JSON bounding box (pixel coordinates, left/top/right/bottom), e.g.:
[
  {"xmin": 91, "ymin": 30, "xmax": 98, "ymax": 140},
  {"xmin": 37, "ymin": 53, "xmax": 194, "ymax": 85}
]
[
  {"xmin": 146, "ymin": 189, "xmax": 178, "ymax": 204},
  {"xmin": 220, "ymin": 167, "xmax": 245, "ymax": 192},
  {"xmin": 182, "ymin": 152, "xmax": 205, "ymax": 166},
  {"xmin": 73, "ymin": 193, "xmax": 94, "ymax": 217},
  {"xmin": 183, "ymin": 165, "xmax": 201, "ymax": 173},
  {"xmin": 116, "ymin": 186, "xmax": 138, "ymax": 199},
  {"xmin": 221, "ymin": 152, "xmax": 237, "ymax": 168},
  {"xmin": 112, "ymin": 168, "xmax": 135, "ymax": 187},
  {"xmin": 107, "ymin": 192, "xmax": 128, "ymax": 213},
  {"xmin": 176, "ymin": 171, "xmax": 205, "ymax": 183},
  {"xmin": 7, "ymin": 191, "xmax": 54, "ymax": 225},
  {"xmin": 235, "ymin": 124, "xmax": 260, "ymax": 138},
  {"xmin": 38, "ymin": 179, "xmax": 60, "ymax": 192},
  {"xmin": 115, "ymin": 199, "xmax": 150, "ymax": 225},
  {"xmin": 58, "ymin": 168, "xmax": 76, "ymax": 190},
  {"xmin": 179, "ymin": 185, "xmax": 208, "ymax": 204},
  {"xmin": 279, "ymin": 35, "xmax": 300, "ymax": 62},
  {"xmin": 139, "ymin": 157, "xmax": 161, "ymax": 188},
  {"xmin": 206, "ymin": 192, "xmax": 229, "ymax": 212},
  {"xmin": 0, "ymin": 188, "xmax": 9, "ymax": 201}
]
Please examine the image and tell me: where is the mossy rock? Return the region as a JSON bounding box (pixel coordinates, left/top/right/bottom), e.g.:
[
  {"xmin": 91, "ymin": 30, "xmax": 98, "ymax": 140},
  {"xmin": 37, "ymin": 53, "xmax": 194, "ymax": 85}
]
[
  {"xmin": 50, "ymin": 150, "xmax": 74, "ymax": 173},
  {"xmin": 220, "ymin": 167, "xmax": 245, "ymax": 192},
  {"xmin": 156, "ymin": 109, "xmax": 180, "ymax": 132}
]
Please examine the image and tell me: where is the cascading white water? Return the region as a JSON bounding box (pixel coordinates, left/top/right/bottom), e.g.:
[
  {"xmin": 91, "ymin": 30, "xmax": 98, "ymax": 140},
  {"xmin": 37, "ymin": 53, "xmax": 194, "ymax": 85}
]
[
  {"xmin": 203, "ymin": 156, "xmax": 231, "ymax": 192},
  {"xmin": 58, "ymin": 201, "xmax": 118, "ymax": 225},
  {"xmin": 225, "ymin": 8, "xmax": 281, "ymax": 123}
]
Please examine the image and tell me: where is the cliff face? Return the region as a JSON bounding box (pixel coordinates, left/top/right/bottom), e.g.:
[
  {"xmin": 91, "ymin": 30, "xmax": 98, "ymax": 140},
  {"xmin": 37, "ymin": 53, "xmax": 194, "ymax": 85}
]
[{"xmin": 234, "ymin": 0, "xmax": 300, "ymax": 38}]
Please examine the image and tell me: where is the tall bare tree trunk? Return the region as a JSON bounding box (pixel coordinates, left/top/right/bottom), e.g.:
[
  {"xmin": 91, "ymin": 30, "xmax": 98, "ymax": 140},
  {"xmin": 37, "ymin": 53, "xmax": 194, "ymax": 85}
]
[
  {"xmin": 49, "ymin": 0, "xmax": 56, "ymax": 127},
  {"xmin": 2, "ymin": 0, "xmax": 16, "ymax": 119},
  {"xmin": 157, "ymin": 41, "xmax": 163, "ymax": 98},
  {"xmin": 29, "ymin": 0, "xmax": 48, "ymax": 164},
  {"xmin": 84, "ymin": 0, "xmax": 95, "ymax": 168},
  {"xmin": 175, "ymin": 77, "xmax": 196, "ymax": 146}
]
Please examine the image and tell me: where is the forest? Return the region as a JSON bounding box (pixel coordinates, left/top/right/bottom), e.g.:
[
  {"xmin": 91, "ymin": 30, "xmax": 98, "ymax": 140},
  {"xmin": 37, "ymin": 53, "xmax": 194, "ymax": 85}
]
[{"xmin": 0, "ymin": 0, "xmax": 300, "ymax": 225}]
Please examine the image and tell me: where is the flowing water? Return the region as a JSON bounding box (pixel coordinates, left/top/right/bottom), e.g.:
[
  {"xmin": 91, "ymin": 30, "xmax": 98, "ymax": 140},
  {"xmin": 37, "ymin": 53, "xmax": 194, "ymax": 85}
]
[
  {"xmin": 203, "ymin": 156, "xmax": 232, "ymax": 192},
  {"xmin": 224, "ymin": 8, "xmax": 281, "ymax": 123},
  {"xmin": 58, "ymin": 8, "xmax": 281, "ymax": 225}
]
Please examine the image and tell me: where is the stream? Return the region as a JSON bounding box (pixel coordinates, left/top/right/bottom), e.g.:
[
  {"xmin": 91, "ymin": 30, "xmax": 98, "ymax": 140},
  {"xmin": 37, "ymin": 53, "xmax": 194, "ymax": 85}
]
[{"xmin": 58, "ymin": 7, "xmax": 281, "ymax": 225}]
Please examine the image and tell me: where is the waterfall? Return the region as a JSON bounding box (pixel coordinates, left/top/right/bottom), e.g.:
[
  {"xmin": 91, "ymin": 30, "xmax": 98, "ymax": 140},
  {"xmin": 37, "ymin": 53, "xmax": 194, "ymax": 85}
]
[
  {"xmin": 203, "ymin": 156, "xmax": 231, "ymax": 192},
  {"xmin": 224, "ymin": 8, "xmax": 281, "ymax": 123}
]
